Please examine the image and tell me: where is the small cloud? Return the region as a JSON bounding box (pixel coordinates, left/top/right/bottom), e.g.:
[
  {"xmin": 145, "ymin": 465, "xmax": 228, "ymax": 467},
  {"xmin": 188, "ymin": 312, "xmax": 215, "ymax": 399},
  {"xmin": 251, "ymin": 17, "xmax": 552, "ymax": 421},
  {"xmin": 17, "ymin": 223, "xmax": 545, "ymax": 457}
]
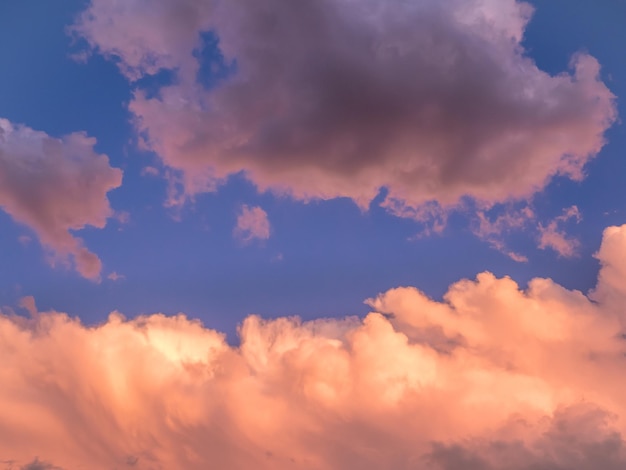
[
  {"xmin": 67, "ymin": 48, "xmax": 91, "ymax": 64},
  {"xmin": 115, "ymin": 211, "xmax": 130, "ymax": 225},
  {"xmin": 538, "ymin": 206, "xmax": 582, "ymax": 258},
  {"xmin": 233, "ymin": 205, "xmax": 271, "ymax": 244},
  {"xmin": 505, "ymin": 251, "xmax": 529, "ymax": 263},
  {"xmin": 472, "ymin": 205, "xmax": 535, "ymax": 262},
  {"xmin": 107, "ymin": 272, "xmax": 125, "ymax": 282},
  {"xmin": 382, "ymin": 200, "xmax": 448, "ymax": 238},
  {"xmin": 140, "ymin": 166, "xmax": 159, "ymax": 177}
]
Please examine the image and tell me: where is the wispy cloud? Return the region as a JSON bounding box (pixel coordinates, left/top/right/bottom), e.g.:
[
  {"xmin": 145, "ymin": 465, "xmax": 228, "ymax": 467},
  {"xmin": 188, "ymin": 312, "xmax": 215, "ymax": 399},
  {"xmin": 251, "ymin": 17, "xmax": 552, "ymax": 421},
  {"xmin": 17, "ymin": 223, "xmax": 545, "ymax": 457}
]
[
  {"xmin": 539, "ymin": 206, "xmax": 582, "ymax": 258},
  {"xmin": 472, "ymin": 205, "xmax": 535, "ymax": 261},
  {"xmin": 140, "ymin": 166, "xmax": 159, "ymax": 177},
  {"xmin": 107, "ymin": 272, "xmax": 125, "ymax": 282}
]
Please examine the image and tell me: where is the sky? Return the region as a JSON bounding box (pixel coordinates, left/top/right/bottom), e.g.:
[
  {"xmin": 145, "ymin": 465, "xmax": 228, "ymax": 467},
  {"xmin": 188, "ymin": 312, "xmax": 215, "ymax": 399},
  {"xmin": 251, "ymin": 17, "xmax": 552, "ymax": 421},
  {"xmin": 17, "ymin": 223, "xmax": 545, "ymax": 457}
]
[{"xmin": 0, "ymin": 0, "xmax": 626, "ymax": 469}]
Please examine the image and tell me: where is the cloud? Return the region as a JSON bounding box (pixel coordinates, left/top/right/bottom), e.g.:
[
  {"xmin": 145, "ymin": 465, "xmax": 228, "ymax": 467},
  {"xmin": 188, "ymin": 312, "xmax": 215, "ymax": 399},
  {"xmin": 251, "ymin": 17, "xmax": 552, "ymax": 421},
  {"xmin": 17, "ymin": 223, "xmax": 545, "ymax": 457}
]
[
  {"xmin": 472, "ymin": 205, "xmax": 535, "ymax": 261},
  {"xmin": 1, "ymin": 224, "xmax": 626, "ymax": 469},
  {"xmin": 73, "ymin": 0, "xmax": 616, "ymax": 217},
  {"xmin": 19, "ymin": 458, "xmax": 64, "ymax": 470},
  {"xmin": 233, "ymin": 205, "xmax": 271, "ymax": 243},
  {"xmin": 538, "ymin": 206, "xmax": 582, "ymax": 258},
  {"xmin": 140, "ymin": 166, "xmax": 159, "ymax": 177},
  {"xmin": 0, "ymin": 118, "xmax": 122, "ymax": 280},
  {"xmin": 107, "ymin": 272, "xmax": 125, "ymax": 282}
]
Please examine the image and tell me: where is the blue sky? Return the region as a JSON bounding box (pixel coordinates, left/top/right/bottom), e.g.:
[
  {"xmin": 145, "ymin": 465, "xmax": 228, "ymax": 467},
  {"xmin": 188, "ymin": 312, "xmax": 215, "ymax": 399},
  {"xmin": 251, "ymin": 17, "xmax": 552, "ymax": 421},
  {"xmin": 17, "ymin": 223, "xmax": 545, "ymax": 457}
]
[
  {"xmin": 3, "ymin": 2, "xmax": 626, "ymax": 469},
  {"xmin": 0, "ymin": 0, "xmax": 624, "ymax": 341}
]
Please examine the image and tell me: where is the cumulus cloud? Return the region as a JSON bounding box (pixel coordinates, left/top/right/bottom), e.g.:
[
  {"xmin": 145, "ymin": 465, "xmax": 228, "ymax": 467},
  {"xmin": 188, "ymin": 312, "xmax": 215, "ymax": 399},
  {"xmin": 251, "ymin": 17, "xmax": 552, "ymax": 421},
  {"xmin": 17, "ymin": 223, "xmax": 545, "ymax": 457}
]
[
  {"xmin": 72, "ymin": 0, "xmax": 616, "ymax": 215},
  {"xmin": 233, "ymin": 204, "xmax": 271, "ymax": 243},
  {"xmin": 0, "ymin": 119, "xmax": 123, "ymax": 279},
  {"xmin": 538, "ymin": 206, "xmax": 582, "ymax": 258},
  {"xmin": 1, "ymin": 224, "xmax": 626, "ymax": 469}
]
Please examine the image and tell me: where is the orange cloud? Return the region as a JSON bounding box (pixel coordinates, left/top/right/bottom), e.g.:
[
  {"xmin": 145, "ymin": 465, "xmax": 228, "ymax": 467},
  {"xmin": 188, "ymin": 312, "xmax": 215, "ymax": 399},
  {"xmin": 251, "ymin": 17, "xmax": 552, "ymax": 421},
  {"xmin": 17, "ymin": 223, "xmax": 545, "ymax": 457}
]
[
  {"xmin": 1, "ymin": 224, "xmax": 626, "ymax": 469},
  {"xmin": 0, "ymin": 118, "xmax": 122, "ymax": 280}
]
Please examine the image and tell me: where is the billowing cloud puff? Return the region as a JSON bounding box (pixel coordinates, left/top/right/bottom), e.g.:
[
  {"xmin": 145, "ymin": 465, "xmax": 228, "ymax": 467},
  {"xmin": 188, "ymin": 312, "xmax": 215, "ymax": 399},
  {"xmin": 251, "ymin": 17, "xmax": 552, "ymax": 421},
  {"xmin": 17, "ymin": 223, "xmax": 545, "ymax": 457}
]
[
  {"xmin": 234, "ymin": 204, "xmax": 271, "ymax": 243},
  {"xmin": 0, "ymin": 119, "xmax": 122, "ymax": 279},
  {"xmin": 1, "ymin": 224, "xmax": 626, "ymax": 469},
  {"xmin": 73, "ymin": 0, "xmax": 616, "ymax": 212}
]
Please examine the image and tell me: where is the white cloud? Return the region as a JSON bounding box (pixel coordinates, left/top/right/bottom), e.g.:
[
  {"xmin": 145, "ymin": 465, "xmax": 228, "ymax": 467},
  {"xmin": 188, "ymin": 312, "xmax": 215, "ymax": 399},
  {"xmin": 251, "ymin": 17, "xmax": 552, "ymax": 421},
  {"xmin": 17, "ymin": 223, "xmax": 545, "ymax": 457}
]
[{"xmin": 107, "ymin": 272, "xmax": 125, "ymax": 282}]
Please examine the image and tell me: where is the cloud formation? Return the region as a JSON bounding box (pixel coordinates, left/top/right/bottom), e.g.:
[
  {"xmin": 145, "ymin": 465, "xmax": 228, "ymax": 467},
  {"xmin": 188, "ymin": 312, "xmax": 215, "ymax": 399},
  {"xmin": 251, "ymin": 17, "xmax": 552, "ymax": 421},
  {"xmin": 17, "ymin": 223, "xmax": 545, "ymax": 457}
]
[
  {"xmin": 0, "ymin": 119, "xmax": 122, "ymax": 279},
  {"xmin": 538, "ymin": 206, "xmax": 582, "ymax": 258},
  {"xmin": 1, "ymin": 224, "xmax": 626, "ymax": 469},
  {"xmin": 73, "ymin": 0, "xmax": 616, "ymax": 215},
  {"xmin": 234, "ymin": 205, "xmax": 271, "ymax": 243},
  {"xmin": 473, "ymin": 205, "xmax": 535, "ymax": 261}
]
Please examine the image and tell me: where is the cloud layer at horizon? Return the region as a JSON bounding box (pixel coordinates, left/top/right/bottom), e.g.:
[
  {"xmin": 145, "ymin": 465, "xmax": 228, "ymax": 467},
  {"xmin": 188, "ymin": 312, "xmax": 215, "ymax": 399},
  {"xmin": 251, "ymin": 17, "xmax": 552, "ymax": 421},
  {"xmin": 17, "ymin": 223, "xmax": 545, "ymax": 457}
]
[
  {"xmin": 1, "ymin": 224, "xmax": 625, "ymax": 469},
  {"xmin": 73, "ymin": 0, "xmax": 616, "ymax": 217}
]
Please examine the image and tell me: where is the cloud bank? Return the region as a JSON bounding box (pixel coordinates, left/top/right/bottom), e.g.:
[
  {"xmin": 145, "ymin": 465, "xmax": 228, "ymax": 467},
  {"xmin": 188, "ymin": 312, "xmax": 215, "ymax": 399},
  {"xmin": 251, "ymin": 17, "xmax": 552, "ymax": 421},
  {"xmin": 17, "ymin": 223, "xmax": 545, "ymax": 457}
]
[
  {"xmin": 1, "ymin": 223, "xmax": 626, "ymax": 469},
  {"xmin": 73, "ymin": 0, "xmax": 616, "ymax": 214},
  {"xmin": 0, "ymin": 119, "xmax": 122, "ymax": 279}
]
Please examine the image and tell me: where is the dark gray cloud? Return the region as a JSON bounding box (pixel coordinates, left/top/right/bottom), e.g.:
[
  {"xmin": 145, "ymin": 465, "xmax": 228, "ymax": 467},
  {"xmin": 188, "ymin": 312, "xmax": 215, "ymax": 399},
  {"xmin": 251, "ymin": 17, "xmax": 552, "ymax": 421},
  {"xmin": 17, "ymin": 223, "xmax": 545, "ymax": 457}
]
[
  {"xmin": 74, "ymin": 0, "xmax": 616, "ymax": 213},
  {"xmin": 428, "ymin": 405, "xmax": 626, "ymax": 470}
]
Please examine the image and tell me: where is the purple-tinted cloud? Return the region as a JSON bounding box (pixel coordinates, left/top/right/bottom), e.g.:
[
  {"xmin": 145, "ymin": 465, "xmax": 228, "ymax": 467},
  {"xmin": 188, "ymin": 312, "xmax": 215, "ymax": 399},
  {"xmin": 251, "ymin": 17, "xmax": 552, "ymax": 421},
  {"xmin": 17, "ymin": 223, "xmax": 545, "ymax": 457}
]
[
  {"xmin": 73, "ymin": 0, "xmax": 615, "ymax": 218},
  {"xmin": 0, "ymin": 118, "xmax": 122, "ymax": 279}
]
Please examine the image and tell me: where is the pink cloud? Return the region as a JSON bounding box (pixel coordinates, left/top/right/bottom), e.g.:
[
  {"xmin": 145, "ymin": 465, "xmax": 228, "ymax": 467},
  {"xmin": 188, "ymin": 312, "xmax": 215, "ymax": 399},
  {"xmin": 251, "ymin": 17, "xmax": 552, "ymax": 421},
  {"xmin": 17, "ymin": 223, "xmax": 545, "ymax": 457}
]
[
  {"xmin": 233, "ymin": 205, "xmax": 271, "ymax": 243},
  {"xmin": 107, "ymin": 272, "xmax": 125, "ymax": 282},
  {"xmin": 140, "ymin": 165, "xmax": 159, "ymax": 177},
  {"xmin": 472, "ymin": 205, "xmax": 535, "ymax": 261},
  {"xmin": 538, "ymin": 206, "xmax": 582, "ymax": 258},
  {"xmin": 0, "ymin": 119, "xmax": 123, "ymax": 280},
  {"xmin": 73, "ymin": 0, "xmax": 615, "ymax": 220},
  {"xmin": 1, "ymin": 224, "xmax": 626, "ymax": 468}
]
